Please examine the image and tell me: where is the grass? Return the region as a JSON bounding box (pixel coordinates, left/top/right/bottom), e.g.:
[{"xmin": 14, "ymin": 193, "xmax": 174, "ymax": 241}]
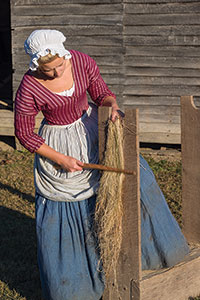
[
  {"xmin": 0, "ymin": 149, "xmax": 199, "ymax": 300},
  {"xmin": 0, "ymin": 150, "xmax": 41, "ymax": 300}
]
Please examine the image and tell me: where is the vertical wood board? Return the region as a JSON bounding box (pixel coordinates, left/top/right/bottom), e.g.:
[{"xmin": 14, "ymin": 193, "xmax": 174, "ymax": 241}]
[
  {"xmin": 120, "ymin": 108, "xmax": 141, "ymax": 300},
  {"xmin": 181, "ymin": 95, "xmax": 200, "ymax": 243}
]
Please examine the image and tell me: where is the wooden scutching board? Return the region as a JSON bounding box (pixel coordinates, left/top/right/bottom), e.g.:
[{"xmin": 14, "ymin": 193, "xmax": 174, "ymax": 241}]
[
  {"xmin": 98, "ymin": 107, "xmax": 141, "ymax": 300},
  {"xmin": 99, "ymin": 104, "xmax": 200, "ymax": 300}
]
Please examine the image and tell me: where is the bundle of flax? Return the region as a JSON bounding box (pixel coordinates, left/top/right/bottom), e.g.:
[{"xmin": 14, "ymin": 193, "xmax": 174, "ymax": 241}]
[{"xmin": 95, "ymin": 117, "xmax": 125, "ymax": 281}]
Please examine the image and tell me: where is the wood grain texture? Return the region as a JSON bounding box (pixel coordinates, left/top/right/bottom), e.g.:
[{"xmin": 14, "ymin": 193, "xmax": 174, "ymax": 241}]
[
  {"xmin": 13, "ymin": 0, "xmax": 121, "ymax": 5},
  {"xmin": 123, "ymin": 95, "xmax": 181, "ymax": 106},
  {"xmin": 141, "ymin": 247, "xmax": 200, "ymax": 300},
  {"xmin": 120, "ymin": 108, "xmax": 141, "ymax": 300},
  {"xmin": 124, "ymin": 14, "xmax": 200, "ymax": 26},
  {"xmin": 0, "ymin": 110, "xmax": 43, "ymax": 136},
  {"xmin": 125, "ymin": 66, "xmax": 200, "ymax": 77},
  {"xmin": 125, "ymin": 76, "xmax": 200, "ymax": 86},
  {"xmin": 123, "ymin": 96, "xmax": 200, "ymax": 107},
  {"xmin": 12, "ymin": 25, "xmax": 122, "ymax": 39},
  {"xmin": 124, "ymin": 85, "xmax": 200, "ymax": 97},
  {"xmin": 140, "ymin": 132, "xmax": 181, "ymax": 144},
  {"xmin": 181, "ymin": 96, "xmax": 200, "ymax": 243},
  {"xmin": 125, "ymin": 25, "xmax": 200, "ymax": 36},
  {"xmin": 124, "ymin": 0, "xmax": 200, "ymax": 3},
  {"xmin": 124, "ymin": 2, "xmax": 200, "ymax": 14},
  {"xmin": 12, "ymin": 3, "xmax": 122, "ymax": 15},
  {"xmin": 124, "ymin": 56, "xmax": 200, "ymax": 68},
  {"xmin": 124, "ymin": 35, "xmax": 200, "ymax": 46},
  {"xmin": 11, "ymin": 15, "xmax": 122, "ymax": 26}
]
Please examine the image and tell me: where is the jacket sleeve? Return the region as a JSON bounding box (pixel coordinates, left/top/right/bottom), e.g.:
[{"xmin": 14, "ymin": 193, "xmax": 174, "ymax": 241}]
[
  {"xmin": 86, "ymin": 55, "xmax": 116, "ymax": 106},
  {"xmin": 14, "ymin": 77, "xmax": 45, "ymax": 153}
]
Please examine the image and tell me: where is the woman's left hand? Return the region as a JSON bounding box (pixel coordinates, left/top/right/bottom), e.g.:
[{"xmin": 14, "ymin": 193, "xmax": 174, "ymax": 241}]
[
  {"xmin": 111, "ymin": 104, "xmax": 125, "ymax": 123},
  {"xmin": 102, "ymin": 96, "xmax": 124, "ymax": 122},
  {"xmin": 111, "ymin": 106, "xmax": 120, "ymax": 122}
]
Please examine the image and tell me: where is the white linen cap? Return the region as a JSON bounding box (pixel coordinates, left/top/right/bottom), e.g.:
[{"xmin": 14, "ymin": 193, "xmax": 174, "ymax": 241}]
[{"xmin": 24, "ymin": 29, "xmax": 72, "ymax": 71}]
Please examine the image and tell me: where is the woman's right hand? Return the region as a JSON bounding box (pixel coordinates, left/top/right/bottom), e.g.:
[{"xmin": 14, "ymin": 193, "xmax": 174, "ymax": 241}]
[
  {"xmin": 58, "ymin": 155, "xmax": 84, "ymax": 172},
  {"xmin": 36, "ymin": 143, "xmax": 84, "ymax": 173}
]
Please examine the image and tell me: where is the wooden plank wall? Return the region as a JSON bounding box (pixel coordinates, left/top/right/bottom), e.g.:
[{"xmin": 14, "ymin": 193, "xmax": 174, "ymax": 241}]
[
  {"xmin": 123, "ymin": 0, "xmax": 200, "ymax": 144},
  {"xmin": 10, "ymin": 0, "xmax": 200, "ymax": 144}
]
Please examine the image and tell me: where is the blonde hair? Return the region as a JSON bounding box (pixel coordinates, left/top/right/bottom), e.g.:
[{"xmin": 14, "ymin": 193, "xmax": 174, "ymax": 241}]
[{"xmin": 37, "ymin": 52, "xmax": 60, "ymax": 67}]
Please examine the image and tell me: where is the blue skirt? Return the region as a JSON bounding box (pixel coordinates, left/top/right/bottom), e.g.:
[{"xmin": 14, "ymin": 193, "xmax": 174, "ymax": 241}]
[
  {"xmin": 35, "ymin": 156, "xmax": 189, "ymax": 300},
  {"xmin": 35, "ymin": 194, "xmax": 104, "ymax": 300},
  {"xmin": 140, "ymin": 155, "xmax": 189, "ymax": 269}
]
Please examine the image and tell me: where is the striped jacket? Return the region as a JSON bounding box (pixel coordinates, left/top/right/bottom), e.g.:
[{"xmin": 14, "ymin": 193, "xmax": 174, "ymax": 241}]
[{"xmin": 14, "ymin": 50, "xmax": 115, "ymax": 152}]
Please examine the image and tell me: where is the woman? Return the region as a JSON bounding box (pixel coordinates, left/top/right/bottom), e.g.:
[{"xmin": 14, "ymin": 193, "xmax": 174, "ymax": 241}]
[
  {"xmin": 15, "ymin": 29, "xmax": 189, "ymax": 300},
  {"xmin": 15, "ymin": 29, "xmax": 119, "ymax": 300}
]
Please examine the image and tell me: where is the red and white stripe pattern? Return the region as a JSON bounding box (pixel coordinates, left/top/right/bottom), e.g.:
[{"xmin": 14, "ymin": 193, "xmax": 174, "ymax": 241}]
[{"xmin": 14, "ymin": 50, "xmax": 116, "ymax": 152}]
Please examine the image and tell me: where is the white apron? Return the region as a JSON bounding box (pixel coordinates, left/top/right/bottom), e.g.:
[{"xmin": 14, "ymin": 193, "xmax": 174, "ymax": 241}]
[{"xmin": 34, "ymin": 103, "xmax": 100, "ymax": 201}]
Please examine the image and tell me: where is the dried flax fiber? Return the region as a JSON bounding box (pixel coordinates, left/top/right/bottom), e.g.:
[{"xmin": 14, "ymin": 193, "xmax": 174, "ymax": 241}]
[{"xmin": 95, "ymin": 118, "xmax": 125, "ymax": 282}]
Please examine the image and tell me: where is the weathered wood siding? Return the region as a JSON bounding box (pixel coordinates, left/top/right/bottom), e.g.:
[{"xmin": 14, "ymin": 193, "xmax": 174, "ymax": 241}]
[
  {"xmin": 123, "ymin": 0, "xmax": 200, "ymax": 143},
  {"xmin": 10, "ymin": 0, "xmax": 200, "ymax": 144}
]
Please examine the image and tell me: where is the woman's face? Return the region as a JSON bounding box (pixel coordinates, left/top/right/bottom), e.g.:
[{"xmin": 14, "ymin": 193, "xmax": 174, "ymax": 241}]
[{"xmin": 39, "ymin": 56, "xmax": 66, "ymax": 79}]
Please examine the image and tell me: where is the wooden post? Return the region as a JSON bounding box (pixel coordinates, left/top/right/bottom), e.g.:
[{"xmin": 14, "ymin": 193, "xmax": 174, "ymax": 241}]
[
  {"xmin": 98, "ymin": 107, "xmax": 141, "ymax": 300},
  {"xmin": 181, "ymin": 95, "xmax": 200, "ymax": 244}
]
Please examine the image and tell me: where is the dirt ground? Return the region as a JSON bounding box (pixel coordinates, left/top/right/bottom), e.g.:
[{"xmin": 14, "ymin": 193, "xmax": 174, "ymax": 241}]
[
  {"xmin": 140, "ymin": 147, "xmax": 181, "ymax": 162},
  {"xmin": 140, "ymin": 142, "xmax": 182, "ymax": 162}
]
